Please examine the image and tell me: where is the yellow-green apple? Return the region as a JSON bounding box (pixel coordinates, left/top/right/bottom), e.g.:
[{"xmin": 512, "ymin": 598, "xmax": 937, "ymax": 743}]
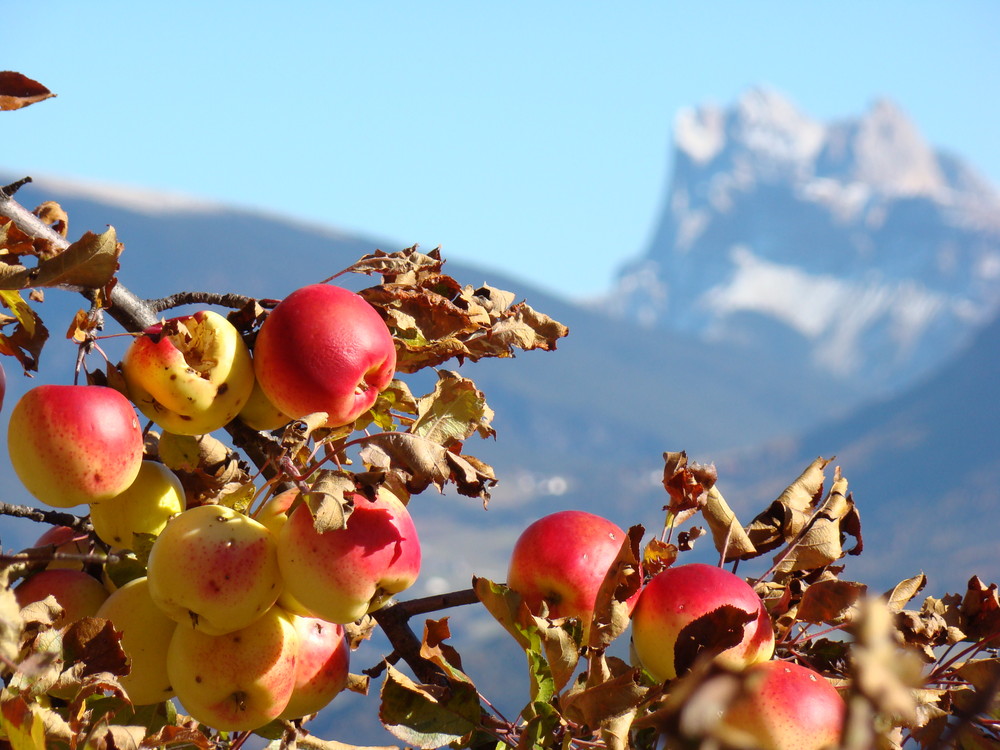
[
  {"xmin": 122, "ymin": 310, "xmax": 255, "ymax": 435},
  {"xmin": 255, "ymin": 489, "xmax": 316, "ymax": 617},
  {"xmin": 7, "ymin": 385, "xmax": 144, "ymax": 507},
  {"xmin": 95, "ymin": 577, "xmax": 177, "ymax": 705},
  {"xmin": 14, "ymin": 569, "xmax": 109, "ymax": 623},
  {"xmin": 277, "ymin": 488, "xmax": 420, "ymax": 624},
  {"xmin": 252, "ymin": 284, "xmax": 396, "ymax": 428},
  {"xmin": 32, "ymin": 525, "xmax": 90, "ymax": 570},
  {"xmin": 146, "ymin": 504, "xmax": 283, "ymax": 635},
  {"xmin": 506, "ymin": 510, "xmax": 638, "ymax": 640},
  {"xmin": 168, "ymin": 604, "xmax": 299, "ymax": 731},
  {"xmin": 631, "ymin": 563, "xmax": 775, "ymax": 681},
  {"xmin": 718, "ymin": 660, "xmax": 845, "ymax": 750},
  {"xmin": 237, "ymin": 378, "xmax": 292, "ymax": 431},
  {"xmin": 89, "ymin": 460, "xmax": 186, "ymax": 550},
  {"xmin": 280, "ymin": 615, "xmax": 350, "ymax": 720}
]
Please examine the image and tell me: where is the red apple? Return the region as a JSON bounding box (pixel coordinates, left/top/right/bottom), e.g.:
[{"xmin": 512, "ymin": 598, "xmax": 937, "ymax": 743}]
[
  {"xmin": 122, "ymin": 310, "xmax": 255, "ymax": 435},
  {"xmin": 506, "ymin": 510, "xmax": 639, "ymax": 640},
  {"xmin": 719, "ymin": 660, "xmax": 845, "ymax": 750},
  {"xmin": 14, "ymin": 569, "xmax": 109, "ymax": 623},
  {"xmin": 252, "ymin": 284, "xmax": 396, "ymax": 428},
  {"xmin": 33, "ymin": 525, "xmax": 91, "ymax": 570},
  {"xmin": 280, "ymin": 615, "xmax": 350, "ymax": 720},
  {"xmin": 7, "ymin": 385, "xmax": 144, "ymax": 507},
  {"xmin": 277, "ymin": 488, "xmax": 421, "ymax": 624},
  {"xmin": 630, "ymin": 563, "xmax": 775, "ymax": 681}
]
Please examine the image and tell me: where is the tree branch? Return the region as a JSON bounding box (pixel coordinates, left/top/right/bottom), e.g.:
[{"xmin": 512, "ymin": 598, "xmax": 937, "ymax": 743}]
[{"xmin": 0, "ymin": 502, "xmax": 90, "ymax": 533}]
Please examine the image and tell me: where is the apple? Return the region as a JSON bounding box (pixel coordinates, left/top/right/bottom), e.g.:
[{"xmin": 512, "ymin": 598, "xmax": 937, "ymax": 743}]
[
  {"xmin": 95, "ymin": 577, "xmax": 177, "ymax": 705},
  {"xmin": 237, "ymin": 378, "xmax": 292, "ymax": 431},
  {"xmin": 630, "ymin": 563, "xmax": 775, "ymax": 681},
  {"xmin": 252, "ymin": 284, "xmax": 396, "ymax": 428},
  {"xmin": 122, "ymin": 310, "xmax": 255, "ymax": 435},
  {"xmin": 33, "ymin": 525, "xmax": 91, "ymax": 571},
  {"xmin": 280, "ymin": 615, "xmax": 350, "ymax": 720},
  {"xmin": 255, "ymin": 489, "xmax": 317, "ymax": 617},
  {"xmin": 506, "ymin": 510, "xmax": 639, "ymax": 640},
  {"xmin": 146, "ymin": 504, "xmax": 283, "ymax": 635},
  {"xmin": 89, "ymin": 460, "xmax": 186, "ymax": 550},
  {"xmin": 168, "ymin": 605, "xmax": 299, "ymax": 731},
  {"xmin": 718, "ymin": 660, "xmax": 845, "ymax": 750},
  {"xmin": 277, "ymin": 488, "xmax": 421, "ymax": 624},
  {"xmin": 14, "ymin": 569, "xmax": 109, "ymax": 623},
  {"xmin": 7, "ymin": 385, "xmax": 144, "ymax": 507}
]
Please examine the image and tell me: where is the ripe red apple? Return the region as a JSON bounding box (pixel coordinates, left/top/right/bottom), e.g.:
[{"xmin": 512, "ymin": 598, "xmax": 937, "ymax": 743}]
[
  {"xmin": 255, "ymin": 489, "xmax": 317, "ymax": 617},
  {"xmin": 277, "ymin": 488, "xmax": 421, "ymax": 624},
  {"xmin": 146, "ymin": 504, "xmax": 283, "ymax": 635},
  {"xmin": 7, "ymin": 385, "xmax": 144, "ymax": 507},
  {"xmin": 719, "ymin": 660, "xmax": 845, "ymax": 750},
  {"xmin": 95, "ymin": 577, "xmax": 177, "ymax": 705},
  {"xmin": 280, "ymin": 615, "xmax": 350, "ymax": 720},
  {"xmin": 252, "ymin": 284, "xmax": 396, "ymax": 428},
  {"xmin": 168, "ymin": 605, "xmax": 299, "ymax": 731},
  {"xmin": 14, "ymin": 569, "xmax": 109, "ymax": 624},
  {"xmin": 33, "ymin": 525, "xmax": 91, "ymax": 571},
  {"xmin": 122, "ymin": 310, "xmax": 255, "ymax": 435},
  {"xmin": 506, "ymin": 510, "xmax": 639, "ymax": 640},
  {"xmin": 630, "ymin": 563, "xmax": 775, "ymax": 681}
]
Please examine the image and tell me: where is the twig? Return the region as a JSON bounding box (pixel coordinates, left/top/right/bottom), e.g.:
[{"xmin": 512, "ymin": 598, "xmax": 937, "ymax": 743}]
[
  {"xmin": 0, "ymin": 502, "xmax": 90, "ymax": 532},
  {"xmin": 145, "ymin": 291, "xmax": 262, "ymax": 314}
]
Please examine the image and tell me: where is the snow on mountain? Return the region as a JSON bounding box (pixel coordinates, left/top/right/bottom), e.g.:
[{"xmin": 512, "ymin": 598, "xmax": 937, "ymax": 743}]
[{"xmin": 608, "ymin": 86, "xmax": 1000, "ymax": 393}]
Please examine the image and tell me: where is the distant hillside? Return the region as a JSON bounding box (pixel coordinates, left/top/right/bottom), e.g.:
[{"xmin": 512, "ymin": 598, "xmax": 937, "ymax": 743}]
[{"xmin": 717, "ymin": 309, "xmax": 1000, "ymax": 595}]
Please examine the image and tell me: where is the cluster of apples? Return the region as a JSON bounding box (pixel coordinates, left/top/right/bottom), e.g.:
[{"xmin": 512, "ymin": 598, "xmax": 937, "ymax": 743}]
[
  {"xmin": 6, "ymin": 284, "xmax": 423, "ymax": 729},
  {"xmin": 506, "ymin": 510, "xmax": 845, "ymax": 750}
]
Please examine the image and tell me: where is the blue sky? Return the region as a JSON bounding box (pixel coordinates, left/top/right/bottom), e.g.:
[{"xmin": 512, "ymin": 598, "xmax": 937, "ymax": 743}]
[{"xmin": 6, "ymin": 2, "xmax": 999, "ymax": 299}]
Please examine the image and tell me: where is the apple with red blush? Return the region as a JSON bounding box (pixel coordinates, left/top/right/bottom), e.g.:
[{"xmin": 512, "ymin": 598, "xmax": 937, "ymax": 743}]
[
  {"xmin": 506, "ymin": 510, "xmax": 638, "ymax": 640},
  {"xmin": 719, "ymin": 660, "xmax": 845, "ymax": 750},
  {"xmin": 252, "ymin": 284, "xmax": 396, "ymax": 428},
  {"xmin": 276, "ymin": 487, "xmax": 420, "ymax": 624},
  {"xmin": 7, "ymin": 385, "xmax": 144, "ymax": 507},
  {"xmin": 630, "ymin": 562, "xmax": 775, "ymax": 681}
]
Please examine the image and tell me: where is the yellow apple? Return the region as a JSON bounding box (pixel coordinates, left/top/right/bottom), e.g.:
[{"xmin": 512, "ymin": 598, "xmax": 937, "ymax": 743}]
[
  {"xmin": 14, "ymin": 569, "xmax": 109, "ymax": 624},
  {"xmin": 122, "ymin": 310, "xmax": 254, "ymax": 435},
  {"xmin": 95, "ymin": 577, "xmax": 177, "ymax": 705},
  {"xmin": 89, "ymin": 460, "xmax": 186, "ymax": 550},
  {"xmin": 237, "ymin": 378, "xmax": 292, "ymax": 431},
  {"xmin": 168, "ymin": 605, "xmax": 299, "ymax": 731},
  {"xmin": 146, "ymin": 504, "xmax": 283, "ymax": 635}
]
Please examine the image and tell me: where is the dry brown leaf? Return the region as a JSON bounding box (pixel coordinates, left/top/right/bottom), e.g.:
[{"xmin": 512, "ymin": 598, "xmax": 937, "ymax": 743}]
[
  {"xmin": 702, "ymin": 486, "xmax": 756, "ymax": 561},
  {"xmin": 0, "ymin": 72, "xmax": 55, "ymax": 110}
]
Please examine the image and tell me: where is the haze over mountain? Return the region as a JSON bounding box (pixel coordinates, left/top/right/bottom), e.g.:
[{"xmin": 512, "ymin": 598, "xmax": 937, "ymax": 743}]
[
  {"xmin": 2, "ymin": 86, "xmax": 998, "ymax": 745},
  {"xmin": 608, "ymin": 87, "xmax": 1000, "ymax": 395}
]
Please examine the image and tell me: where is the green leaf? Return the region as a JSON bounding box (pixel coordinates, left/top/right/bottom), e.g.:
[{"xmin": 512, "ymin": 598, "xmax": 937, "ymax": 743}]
[{"xmin": 379, "ymin": 665, "xmax": 481, "ymax": 749}]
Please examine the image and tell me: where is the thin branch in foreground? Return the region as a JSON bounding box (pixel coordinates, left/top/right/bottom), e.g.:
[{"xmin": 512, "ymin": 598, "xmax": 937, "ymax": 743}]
[{"xmin": 0, "ymin": 502, "xmax": 90, "ymax": 532}]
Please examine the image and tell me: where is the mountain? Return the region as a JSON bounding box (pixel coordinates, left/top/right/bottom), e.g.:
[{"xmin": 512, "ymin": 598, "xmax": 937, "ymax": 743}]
[{"xmin": 607, "ymin": 87, "xmax": 1000, "ymax": 396}]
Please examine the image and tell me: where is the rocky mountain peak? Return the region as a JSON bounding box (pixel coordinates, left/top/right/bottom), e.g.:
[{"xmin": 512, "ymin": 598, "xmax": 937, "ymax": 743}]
[{"xmin": 608, "ymin": 87, "xmax": 1000, "ymax": 395}]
